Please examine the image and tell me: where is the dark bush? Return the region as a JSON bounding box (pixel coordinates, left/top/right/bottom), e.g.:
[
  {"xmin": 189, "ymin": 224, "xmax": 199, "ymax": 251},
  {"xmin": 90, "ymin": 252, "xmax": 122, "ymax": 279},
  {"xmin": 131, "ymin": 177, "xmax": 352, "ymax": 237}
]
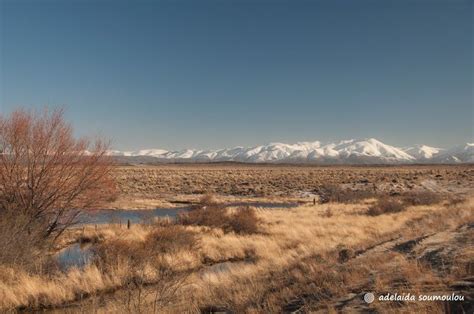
[
  {"xmin": 401, "ymin": 191, "xmax": 443, "ymax": 206},
  {"xmin": 367, "ymin": 197, "xmax": 406, "ymax": 216},
  {"xmin": 319, "ymin": 184, "xmax": 376, "ymax": 204},
  {"xmin": 446, "ymin": 196, "xmax": 466, "ymax": 207},
  {"xmin": 338, "ymin": 248, "xmax": 354, "ymax": 263},
  {"xmin": 77, "ymin": 234, "xmax": 102, "ymax": 244},
  {"xmin": 144, "ymin": 225, "xmax": 199, "ymax": 254},
  {"xmin": 178, "ymin": 205, "xmax": 227, "ymax": 228},
  {"xmin": 178, "ymin": 205, "xmax": 260, "ymax": 234}
]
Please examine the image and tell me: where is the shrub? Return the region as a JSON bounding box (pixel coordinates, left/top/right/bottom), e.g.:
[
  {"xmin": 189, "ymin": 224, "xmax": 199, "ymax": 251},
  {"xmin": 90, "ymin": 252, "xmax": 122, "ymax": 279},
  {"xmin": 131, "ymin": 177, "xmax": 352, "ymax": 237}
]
[
  {"xmin": 178, "ymin": 205, "xmax": 227, "ymax": 228},
  {"xmin": 367, "ymin": 198, "xmax": 406, "ymax": 216},
  {"xmin": 401, "ymin": 191, "xmax": 443, "ymax": 206},
  {"xmin": 446, "ymin": 196, "xmax": 466, "ymax": 207},
  {"xmin": 93, "ymin": 238, "xmax": 146, "ymax": 272},
  {"xmin": 226, "ymin": 207, "xmax": 260, "ymax": 235},
  {"xmin": 338, "ymin": 248, "xmax": 354, "ymax": 263},
  {"xmin": 77, "ymin": 234, "xmax": 102, "ymax": 244},
  {"xmin": 144, "ymin": 225, "xmax": 199, "ymax": 254},
  {"xmin": 94, "ymin": 225, "xmax": 199, "ymax": 269},
  {"xmin": 319, "ymin": 184, "xmax": 375, "ymax": 204},
  {"xmin": 178, "ymin": 205, "xmax": 260, "ymax": 234},
  {"xmin": 199, "ymin": 193, "xmax": 217, "ymax": 207}
]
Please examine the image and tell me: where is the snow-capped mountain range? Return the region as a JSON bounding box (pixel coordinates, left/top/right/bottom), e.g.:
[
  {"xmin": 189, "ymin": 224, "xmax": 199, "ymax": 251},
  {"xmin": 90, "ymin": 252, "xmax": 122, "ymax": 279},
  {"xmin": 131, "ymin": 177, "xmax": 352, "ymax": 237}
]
[{"xmin": 109, "ymin": 138, "xmax": 474, "ymax": 164}]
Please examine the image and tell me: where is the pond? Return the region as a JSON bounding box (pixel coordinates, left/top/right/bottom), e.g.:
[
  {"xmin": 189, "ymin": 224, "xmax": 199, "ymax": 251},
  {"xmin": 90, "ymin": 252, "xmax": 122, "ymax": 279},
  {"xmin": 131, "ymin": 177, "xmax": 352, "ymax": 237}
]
[
  {"xmin": 57, "ymin": 243, "xmax": 94, "ymax": 271},
  {"xmin": 75, "ymin": 202, "xmax": 298, "ymax": 225},
  {"xmin": 76, "ymin": 207, "xmax": 187, "ymax": 225}
]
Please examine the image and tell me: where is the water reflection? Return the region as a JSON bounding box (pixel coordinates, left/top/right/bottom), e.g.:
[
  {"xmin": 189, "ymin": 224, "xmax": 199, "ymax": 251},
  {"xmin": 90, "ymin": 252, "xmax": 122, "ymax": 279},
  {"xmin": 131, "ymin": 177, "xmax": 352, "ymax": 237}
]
[
  {"xmin": 57, "ymin": 243, "xmax": 93, "ymax": 270},
  {"xmin": 77, "ymin": 207, "xmax": 187, "ymax": 225}
]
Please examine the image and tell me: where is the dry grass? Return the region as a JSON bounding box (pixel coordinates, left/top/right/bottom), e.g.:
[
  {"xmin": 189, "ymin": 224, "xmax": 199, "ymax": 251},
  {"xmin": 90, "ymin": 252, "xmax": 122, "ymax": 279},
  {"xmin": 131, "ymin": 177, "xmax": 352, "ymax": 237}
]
[
  {"xmin": 190, "ymin": 251, "xmax": 450, "ymax": 313},
  {"xmin": 367, "ymin": 197, "xmax": 406, "ymax": 216},
  {"xmin": 0, "ymin": 223, "xmax": 200, "ymax": 311},
  {"xmin": 1, "ymin": 195, "xmax": 473, "ymax": 312},
  {"xmin": 0, "ymin": 211, "xmax": 51, "ymax": 270},
  {"xmin": 182, "ymin": 198, "xmax": 473, "ymax": 313}
]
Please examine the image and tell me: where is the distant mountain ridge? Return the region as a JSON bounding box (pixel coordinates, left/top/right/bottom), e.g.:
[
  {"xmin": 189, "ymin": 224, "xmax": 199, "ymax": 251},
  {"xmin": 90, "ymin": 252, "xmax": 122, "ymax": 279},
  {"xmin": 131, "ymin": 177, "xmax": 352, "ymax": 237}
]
[{"xmin": 109, "ymin": 138, "xmax": 474, "ymax": 164}]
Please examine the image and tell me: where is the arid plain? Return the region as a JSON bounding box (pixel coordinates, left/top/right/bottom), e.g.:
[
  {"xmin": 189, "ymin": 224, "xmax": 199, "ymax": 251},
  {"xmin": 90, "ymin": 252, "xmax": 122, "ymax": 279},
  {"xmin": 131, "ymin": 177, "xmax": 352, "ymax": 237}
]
[{"xmin": 111, "ymin": 164, "xmax": 474, "ymax": 208}]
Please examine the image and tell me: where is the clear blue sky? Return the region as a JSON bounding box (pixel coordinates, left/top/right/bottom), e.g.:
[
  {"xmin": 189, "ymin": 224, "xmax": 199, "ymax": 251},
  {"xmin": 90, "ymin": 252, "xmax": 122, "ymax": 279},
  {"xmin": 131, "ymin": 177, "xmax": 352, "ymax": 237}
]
[{"xmin": 0, "ymin": 0, "xmax": 472, "ymax": 150}]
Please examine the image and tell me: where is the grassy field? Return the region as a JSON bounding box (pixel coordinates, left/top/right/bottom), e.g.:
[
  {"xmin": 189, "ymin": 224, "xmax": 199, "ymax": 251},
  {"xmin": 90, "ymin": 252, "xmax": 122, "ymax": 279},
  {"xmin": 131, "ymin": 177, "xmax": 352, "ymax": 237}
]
[{"xmin": 1, "ymin": 165, "xmax": 473, "ymax": 313}]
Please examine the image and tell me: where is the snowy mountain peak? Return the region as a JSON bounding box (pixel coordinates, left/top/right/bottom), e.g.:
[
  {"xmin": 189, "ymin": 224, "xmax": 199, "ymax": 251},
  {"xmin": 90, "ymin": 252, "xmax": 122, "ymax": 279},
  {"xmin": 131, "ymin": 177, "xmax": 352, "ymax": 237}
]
[
  {"xmin": 109, "ymin": 140, "xmax": 473, "ymax": 164},
  {"xmin": 403, "ymin": 145, "xmax": 443, "ymax": 160},
  {"xmin": 332, "ymin": 138, "xmax": 415, "ymax": 161},
  {"xmin": 404, "ymin": 145, "xmax": 444, "ymax": 160},
  {"xmin": 433, "ymin": 143, "xmax": 474, "ymax": 163}
]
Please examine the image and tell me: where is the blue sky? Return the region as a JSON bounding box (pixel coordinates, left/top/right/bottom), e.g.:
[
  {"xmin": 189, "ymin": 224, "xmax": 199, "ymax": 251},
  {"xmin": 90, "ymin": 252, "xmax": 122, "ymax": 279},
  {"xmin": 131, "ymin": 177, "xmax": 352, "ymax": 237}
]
[{"xmin": 0, "ymin": 0, "xmax": 472, "ymax": 150}]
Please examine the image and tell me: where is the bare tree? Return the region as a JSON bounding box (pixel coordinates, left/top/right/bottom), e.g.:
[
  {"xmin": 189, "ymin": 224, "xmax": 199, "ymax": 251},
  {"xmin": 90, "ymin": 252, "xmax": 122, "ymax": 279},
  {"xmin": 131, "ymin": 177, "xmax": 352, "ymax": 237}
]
[{"xmin": 0, "ymin": 108, "xmax": 116, "ymax": 246}]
